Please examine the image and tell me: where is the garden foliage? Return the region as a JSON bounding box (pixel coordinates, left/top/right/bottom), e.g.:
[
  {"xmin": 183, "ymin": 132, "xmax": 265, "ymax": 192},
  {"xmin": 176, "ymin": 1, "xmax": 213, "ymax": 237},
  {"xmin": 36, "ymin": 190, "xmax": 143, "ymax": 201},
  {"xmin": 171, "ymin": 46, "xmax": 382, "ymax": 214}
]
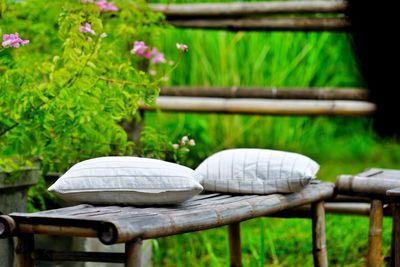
[
  {"xmin": 0, "ymin": 0, "xmax": 186, "ymax": 175},
  {"xmin": 0, "ymin": 0, "xmax": 194, "ymax": 209}
]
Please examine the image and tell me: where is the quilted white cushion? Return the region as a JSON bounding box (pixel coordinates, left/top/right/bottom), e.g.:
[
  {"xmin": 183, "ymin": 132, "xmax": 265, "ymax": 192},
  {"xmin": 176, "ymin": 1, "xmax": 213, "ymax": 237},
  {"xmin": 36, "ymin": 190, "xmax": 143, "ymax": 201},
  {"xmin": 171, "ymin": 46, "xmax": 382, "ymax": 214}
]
[
  {"xmin": 48, "ymin": 157, "xmax": 203, "ymax": 205},
  {"xmin": 195, "ymin": 149, "xmax": 319, "ymax": 194}
]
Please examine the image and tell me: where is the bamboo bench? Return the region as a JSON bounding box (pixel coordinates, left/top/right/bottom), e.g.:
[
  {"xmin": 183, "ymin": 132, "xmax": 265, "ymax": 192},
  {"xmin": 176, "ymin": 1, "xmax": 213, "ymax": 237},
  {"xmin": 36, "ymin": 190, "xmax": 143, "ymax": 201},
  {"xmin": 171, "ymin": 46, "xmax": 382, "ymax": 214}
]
[
  {"xmin": 0, "ymin": 181, "xmax": 334, "ymax": 267},
  {"xmin": 336, "ymin": 168, "xmax": 400, "ymax": 267}
]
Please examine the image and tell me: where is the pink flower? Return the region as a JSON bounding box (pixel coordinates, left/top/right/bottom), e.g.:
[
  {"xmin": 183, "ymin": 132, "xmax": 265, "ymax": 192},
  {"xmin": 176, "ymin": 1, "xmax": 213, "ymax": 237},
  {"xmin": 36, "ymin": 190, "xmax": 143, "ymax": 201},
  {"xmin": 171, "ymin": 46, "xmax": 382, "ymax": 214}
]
[
  {"xmin": 176, "ymin": 43, "xmax": 188, "ymax": 53},
  {"xmin": 189, "ymin": 139, "xmax": 196, "ymax": 146},
  {"xmin": 131, "ymin": 41, "xmax": 152, "ymax": 59},
  {"xmin": 151, "ymin": 48, "xmax": 166, "ymax": 64},
  {"xmin": 2, "ymin": 32, "xmax": 29, "ymax": 48},
  {"xmin": 132, "ymin": 41, "xmax": 167, "ymax": 64},
  {"xmin": 96, "ymin": 0, "xmax": 119, "ymax": 12},
  {"xmin": 79, "ymin": 23, "xmax": 96, "ymax": 35}
]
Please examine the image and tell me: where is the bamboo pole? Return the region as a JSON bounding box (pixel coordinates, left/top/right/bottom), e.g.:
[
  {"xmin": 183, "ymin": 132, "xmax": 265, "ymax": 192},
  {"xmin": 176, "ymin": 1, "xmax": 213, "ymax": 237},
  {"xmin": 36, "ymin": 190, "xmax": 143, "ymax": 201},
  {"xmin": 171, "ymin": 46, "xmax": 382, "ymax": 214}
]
[
  {"xmin": 391, "ymin": 201, "xmax": 400, "ymax": 267},
  {"xmin": 16, "ymin": 234, "xmax": 34, "ymax": 267},
  {"xmin": 31, "ymin": 250, "xmax": 125, "ymax": 263},
  {"xmin": 367, "ymin": 200, "xmax": 383, "ymax": 267},
  {"xmin": 160, "ymin": 87, "xmax": 369, "ymax": 100},
  {"xmin": 17, "ymin": 223, "xmax": 98, "ymax": 238},
  {"xmin": 141, "ymin": 97, "xmax": 376, "ymax": 116},
  {"xmin": 312, "ymin": 201, "xmax": 328, "ymax": 267},
  {"xmin": 228, "ymin": 223, "xmax": 243, "ymax": 267},
  {"xmin": 150, "ymin": 1, "xmax": 348, "ymax": 17},
  {"xmin": 98, "ymin": 223, "xmax": 118, "ymax": 245},
  {"xmin": 0, "ymin": 215, "xmax": 16, "ymax": 238},
  {"xmin": 125, "ymin": 239, "xmax": 143, "ymax": 267},
  {"xmin": 168, "ymin": 18, "xmax": 350, "ymax": 31}
]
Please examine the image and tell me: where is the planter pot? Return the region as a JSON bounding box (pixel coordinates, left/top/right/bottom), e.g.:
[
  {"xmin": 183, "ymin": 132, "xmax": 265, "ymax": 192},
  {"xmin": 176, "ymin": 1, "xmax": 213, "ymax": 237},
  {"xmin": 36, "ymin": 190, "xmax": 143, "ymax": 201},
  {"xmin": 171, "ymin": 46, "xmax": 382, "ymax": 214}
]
[{"xmin": 0, "ymin": 167, "xmax": 40, "ymax": 267}]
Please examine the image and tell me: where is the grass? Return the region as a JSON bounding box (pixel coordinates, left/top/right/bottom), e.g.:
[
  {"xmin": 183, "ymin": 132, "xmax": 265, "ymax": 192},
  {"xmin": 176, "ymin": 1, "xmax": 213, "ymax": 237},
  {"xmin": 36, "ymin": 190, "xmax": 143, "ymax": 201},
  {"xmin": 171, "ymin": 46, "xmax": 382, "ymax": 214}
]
[
  {"xmin": 152, "ymin": 215, "xmax": 393, "ymax": 266},
  {"xmin": 143, "ymin": 2, "xmax": 399, "ymax": 265}
]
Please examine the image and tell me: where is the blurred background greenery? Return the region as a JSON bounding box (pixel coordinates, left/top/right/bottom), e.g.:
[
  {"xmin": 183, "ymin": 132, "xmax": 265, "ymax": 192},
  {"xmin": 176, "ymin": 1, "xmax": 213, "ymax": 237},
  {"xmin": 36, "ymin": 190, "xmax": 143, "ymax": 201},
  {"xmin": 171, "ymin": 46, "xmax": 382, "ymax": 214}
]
[{"xmin": 146, "ymin": 0, "xmax": 400, "ymax": 266}]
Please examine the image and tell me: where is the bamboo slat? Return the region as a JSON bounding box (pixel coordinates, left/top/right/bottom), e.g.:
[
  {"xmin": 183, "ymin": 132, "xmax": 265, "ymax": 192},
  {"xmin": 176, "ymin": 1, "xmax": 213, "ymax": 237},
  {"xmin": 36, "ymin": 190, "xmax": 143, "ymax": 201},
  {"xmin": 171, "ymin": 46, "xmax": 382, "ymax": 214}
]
[
  {"xmin": 358, "ymin": 168, "xmax": 400, "ymax": 180},
  {"xmin": 167, "ymin": 18, "xmax": 350, "ymax": 31},
  {"xmin": 150, "ymin": 1, "xmax": 348, "ymax": 17},
  {"xmin": 336, "ymin": 175, "xmax": 400, "ymax": 197},
  {"xmin": 141, "ymin": 97, "xmax": 376, "ymax": 116},
  {"xmin": 160, "ymin": 87, "xmax": 369, "ymax": 100},
  {"xmin": 6, "ymin": 182, "xmax": 334, "ymax": 245}
]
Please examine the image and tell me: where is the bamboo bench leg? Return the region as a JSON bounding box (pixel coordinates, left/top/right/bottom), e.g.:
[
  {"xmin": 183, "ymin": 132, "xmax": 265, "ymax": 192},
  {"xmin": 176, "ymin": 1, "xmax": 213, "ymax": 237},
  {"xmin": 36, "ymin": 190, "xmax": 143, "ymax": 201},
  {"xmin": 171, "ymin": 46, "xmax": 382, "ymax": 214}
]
[
  {"xmin": 312, "ymin": 201, "xmax": 328, "ymax": 267},
  {"xmin": 125, "ymin": 238, "xmax": 143, "ymax": 267},
  {"xmin": 367, "ymin": 200, "xmax": 383, "ymax": 267},
  {"xmin": 228, "ymin": 222, "xmax": 242, "ymax": 267},
  {"xmin": 15, "ymin": 234, "xmax": 34, "ymax": 267},
  {"xmin": 391, "ymin": 201, "xmax": 400, "ymax": 267}
]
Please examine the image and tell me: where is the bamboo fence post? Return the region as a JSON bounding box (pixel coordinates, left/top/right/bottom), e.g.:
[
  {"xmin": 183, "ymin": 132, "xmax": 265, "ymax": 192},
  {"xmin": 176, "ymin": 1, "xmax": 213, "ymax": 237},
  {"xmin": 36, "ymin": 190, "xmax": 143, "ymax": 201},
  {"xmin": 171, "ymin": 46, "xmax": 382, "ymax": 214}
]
[
  {"xmin": 15, "ymin": 234, "xmax": 34, "ymax": 267},
  {"xmin": 367, "ymin": 200, "xmax": 383, "ymax": 267},
  {"xmin": 311, "ymin": 201, "xmax": 328, "ymax": 267},
  {"xmin": 125, "ymin": 239, "xmax": 143, "ymax": 267},
  {"xmin": 391, "ymin": 201, "xmax": 400, "ymax": 267},
  {"xmin": 228, "ymin": 222, "xmax": 242, "ymax": 267}
]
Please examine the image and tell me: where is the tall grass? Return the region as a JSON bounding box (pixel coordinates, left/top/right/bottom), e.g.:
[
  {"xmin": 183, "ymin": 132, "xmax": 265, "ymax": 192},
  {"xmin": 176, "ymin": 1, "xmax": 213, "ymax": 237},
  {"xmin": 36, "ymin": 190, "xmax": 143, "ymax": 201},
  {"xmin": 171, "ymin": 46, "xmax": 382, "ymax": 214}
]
[
  {"xmin": 145, "ymin": 1, "xmax": 400, "ymax": 265},
  {"xmin": 146, "ymin": 28, "xmax": 400, "ymax": 174}
]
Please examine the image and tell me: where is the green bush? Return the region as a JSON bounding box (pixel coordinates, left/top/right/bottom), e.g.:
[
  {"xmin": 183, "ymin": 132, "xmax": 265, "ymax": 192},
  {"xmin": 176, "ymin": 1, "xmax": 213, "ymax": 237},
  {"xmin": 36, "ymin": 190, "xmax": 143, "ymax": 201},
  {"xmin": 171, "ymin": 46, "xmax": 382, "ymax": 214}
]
[{"xmin": 0, "ymin": 0, "xmax": 193, "ymax": 210}]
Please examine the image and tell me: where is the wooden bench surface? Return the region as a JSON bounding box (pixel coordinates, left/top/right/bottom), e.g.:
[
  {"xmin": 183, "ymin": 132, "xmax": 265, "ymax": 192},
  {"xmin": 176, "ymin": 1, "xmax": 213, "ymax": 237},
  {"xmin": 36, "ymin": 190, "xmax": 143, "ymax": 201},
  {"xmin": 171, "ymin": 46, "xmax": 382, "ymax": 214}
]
[{"xmin": 1, "ymin": 181, "xmax": 334, "ymax": 245}]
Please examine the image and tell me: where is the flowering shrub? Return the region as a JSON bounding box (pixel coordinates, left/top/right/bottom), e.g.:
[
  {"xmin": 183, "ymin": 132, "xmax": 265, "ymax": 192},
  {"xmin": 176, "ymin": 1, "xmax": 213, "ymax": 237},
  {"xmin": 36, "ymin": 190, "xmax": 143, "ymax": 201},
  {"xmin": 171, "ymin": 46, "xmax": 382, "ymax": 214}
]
[
  {"xmin": 1, "ymin": 32, "xmax": 29, "ymax": 48},
  {"xmin": 0, "ymin": 0, "xmax": 189, "ymax": 178}
]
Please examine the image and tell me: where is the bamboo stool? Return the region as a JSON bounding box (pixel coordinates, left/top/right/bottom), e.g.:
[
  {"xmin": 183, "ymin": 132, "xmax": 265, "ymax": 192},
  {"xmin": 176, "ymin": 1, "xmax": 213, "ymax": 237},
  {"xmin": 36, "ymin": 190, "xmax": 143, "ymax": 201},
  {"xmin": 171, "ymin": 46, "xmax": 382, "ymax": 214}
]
[
  {"xmin": 0, "ymin": 181, "xmax": 334, "ymax": 267},
  {"xmin": 336, "ymin": 168, "xmax": 400, "ymax": 267}
]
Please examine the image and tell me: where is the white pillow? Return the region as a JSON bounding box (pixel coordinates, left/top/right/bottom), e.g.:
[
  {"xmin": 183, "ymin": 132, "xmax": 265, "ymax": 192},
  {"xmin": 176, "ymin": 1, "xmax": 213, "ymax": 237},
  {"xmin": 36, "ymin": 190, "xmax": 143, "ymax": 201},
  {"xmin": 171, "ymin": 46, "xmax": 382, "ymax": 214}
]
[
  {"xmin": 195, "ymin": 149, "xmax": 319, "ymax": 194},
  {"xmin": 48, "ymin": 157, "xmax": 203, "ymax": 205}
]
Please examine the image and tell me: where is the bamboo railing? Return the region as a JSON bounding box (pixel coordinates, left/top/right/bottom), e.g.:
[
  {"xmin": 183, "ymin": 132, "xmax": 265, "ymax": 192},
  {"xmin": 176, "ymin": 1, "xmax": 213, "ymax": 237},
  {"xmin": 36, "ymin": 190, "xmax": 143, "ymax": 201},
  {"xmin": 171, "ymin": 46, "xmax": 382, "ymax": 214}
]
[
  {"xmin": 160, "ymin": 87, "xmax": 368, "ymax": 100},
  {"xmin": 141, "ymin": 97, "xmax": 375, "ymax": 116},
  {"xmin": 145, "ymin": 2, "xmax": 365, "ymax": 115},
  {"xmin": 166, "ymin": 18, "xmax": 350, "ymax": 31},
  {"xmin": 150, "ymin": 1, "xmax": 348, "ymax": 16},
  {"xmin": 140, "ymin": 87, "xmax": 375, "ymax": 116},
  {"xmin": 150, "ymin": 1, "xmax": 350, "ymax": 31}
]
